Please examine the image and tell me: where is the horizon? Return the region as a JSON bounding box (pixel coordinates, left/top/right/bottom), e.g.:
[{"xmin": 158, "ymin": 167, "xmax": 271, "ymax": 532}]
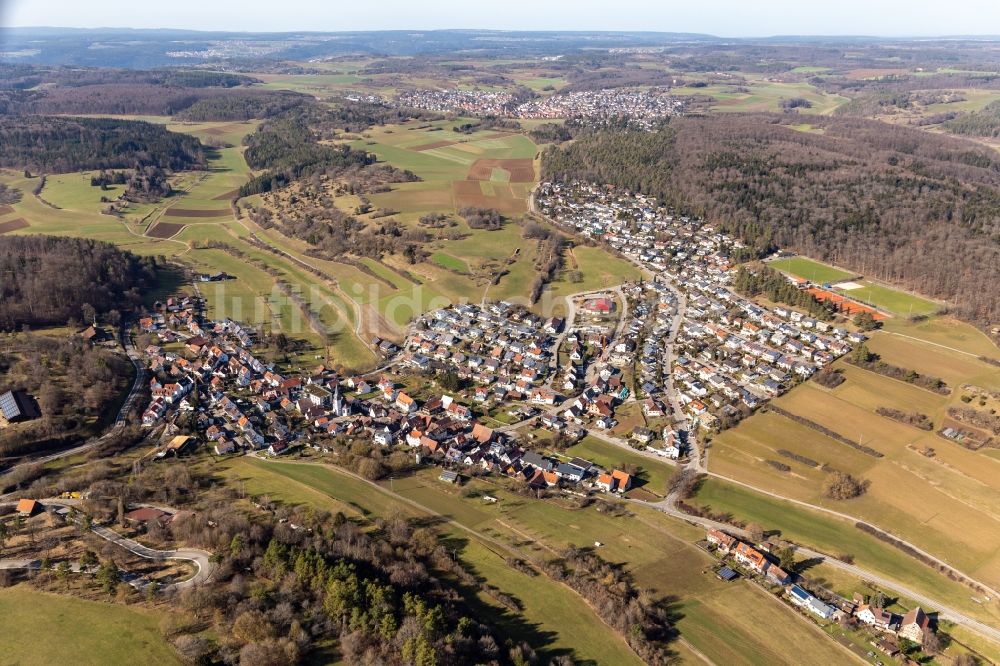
[
  {"xmin": 6, "ymin": 25, "xmax": 1000, "ymax": 41},
  {"xmin": 4, "ymin": 0, "xmax": 1000, "ymax": 39}
]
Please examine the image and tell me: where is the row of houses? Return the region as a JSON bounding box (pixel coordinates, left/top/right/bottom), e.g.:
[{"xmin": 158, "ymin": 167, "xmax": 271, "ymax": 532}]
[{"xmin": 707, "ymin": 529, "xmax": 934, "ymax": 644}]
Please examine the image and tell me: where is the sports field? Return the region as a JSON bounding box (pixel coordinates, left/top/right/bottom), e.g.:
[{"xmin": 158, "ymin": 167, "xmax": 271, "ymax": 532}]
[
  {"xmin": 843, "ymin": 280, "xmax": 939, "ymax": 317},
  {"xmin": 769, "ymin": 256, "xmax": 856, "ymax": 284},
  {"xmin": 0, "ymin": 585, "xmax": 180, "ymax": 666}
]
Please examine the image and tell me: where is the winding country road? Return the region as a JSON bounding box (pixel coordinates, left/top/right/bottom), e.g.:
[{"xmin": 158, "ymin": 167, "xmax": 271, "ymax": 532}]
[
  {"xmin": 0, "ymin": 497, "xmax": 214, "ymax": 590},
  {"xmin": 89, "ymin": 524, "xmax": 213, "ymax": 589}
]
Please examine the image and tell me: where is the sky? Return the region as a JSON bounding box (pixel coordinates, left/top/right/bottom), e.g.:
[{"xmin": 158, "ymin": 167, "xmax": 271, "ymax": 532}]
[{"xmin": 3, "ymin": 0, "xmax": 1000, "ymax": 38}]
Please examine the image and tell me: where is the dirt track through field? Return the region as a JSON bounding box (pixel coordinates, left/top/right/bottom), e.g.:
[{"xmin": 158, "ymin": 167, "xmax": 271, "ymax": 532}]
[
  {"xmin": 164, "ymin": 207, "xmax": 231, "ymax": 218},
  {"xmin": 0, "ymin": 205, "xmax": 14, "ymax": 216}
]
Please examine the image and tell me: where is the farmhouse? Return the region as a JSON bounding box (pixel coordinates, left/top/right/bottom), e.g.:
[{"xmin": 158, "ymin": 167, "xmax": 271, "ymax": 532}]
[
  {"xmin": 899, "ymin": 607, "xmax": 931, "ymax": 643},
  {"xmin": 15, "ymin": 498, "xmax": 41, "ymax": 517}
]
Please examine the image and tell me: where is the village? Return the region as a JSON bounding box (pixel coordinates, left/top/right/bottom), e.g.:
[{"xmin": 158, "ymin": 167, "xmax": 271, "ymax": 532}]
[
  {"xmin": 135, "ymin": 295, "xmax": 652, "ymax": 496},
  {"xmin": 132, "ymin": 180, "xmax": 873, "ymax": 496},
  {"xmin": 393, "ymin": 87, "xmax": 685, "ymax": 126}
]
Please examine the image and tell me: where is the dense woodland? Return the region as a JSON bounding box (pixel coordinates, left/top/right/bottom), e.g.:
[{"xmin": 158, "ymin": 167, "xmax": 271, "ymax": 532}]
[
  {"xmin": 0, "ymin": 116, "xmax": 205, "ymax": 173},
  {"xmin": 543, "ymin": 115, "xmax": 1000, "ymax": 325},
  {"xmin": 0, "ymin": 236, "xmax": 158, "ymax": 330},
  {"xmin": 240, "ymin": 116, "xmax": 382, "ymax": 195},
  {"xmin": 945, "ymin": 100, "xmax": 1000, "ymax": 138},
  {"xmin": 312, "ymin": 99, "xmax": 442, "ymax": 135},
  {"xmin": 0, "ymin": 84, "xmax": 308, "ymax": 119},
  {"xmin": 0, "ymin": 64, "xmax": 255, "ymax": 90},
  {"xmin": 0, "ymin": 64, "xmax": 309, "ymax": 119}
]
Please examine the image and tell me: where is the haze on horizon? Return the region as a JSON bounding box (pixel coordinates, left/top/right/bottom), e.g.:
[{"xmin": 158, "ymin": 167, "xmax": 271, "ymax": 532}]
[{"xmin": 3, "ymin": 0, "xmax": 999, "ymax": 39}]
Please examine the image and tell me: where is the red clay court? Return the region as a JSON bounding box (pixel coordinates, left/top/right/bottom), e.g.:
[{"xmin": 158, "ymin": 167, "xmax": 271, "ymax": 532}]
[{"xmin": 807, "ymin": 287, "xmax": 889, "ymax": 320}]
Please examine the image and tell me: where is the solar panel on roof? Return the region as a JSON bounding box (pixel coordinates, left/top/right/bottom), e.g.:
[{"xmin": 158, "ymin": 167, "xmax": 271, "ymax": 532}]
[
  {"xmin": 0, "ymin": 391, "xmax": 22, "ymax": 420},
  {"xmin": 717, "ymin": 567, "xmax": 738, "ymax": 581}
]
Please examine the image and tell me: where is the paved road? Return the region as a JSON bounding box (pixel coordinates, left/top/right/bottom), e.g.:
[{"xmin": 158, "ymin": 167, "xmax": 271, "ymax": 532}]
[
  {"xmin": 0, "ymin": 497, "xmax": 213, "ymax": 590},
  {"xmin": 89, "ymin": 524, "xmax": 213, "ymax": 590},
  {"xmin": 530, "ymin": 187, "xmax": 1000, "ymax": 644}
]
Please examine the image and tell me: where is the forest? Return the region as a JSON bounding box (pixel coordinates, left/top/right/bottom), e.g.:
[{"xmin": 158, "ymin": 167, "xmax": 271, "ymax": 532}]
[
  {"xmin": 542, "ymin": 115, "xmax": 1000, "ymax": 325},
  {"xmin": 0, "ymin": 84, "xmax": 309, "ymax": 119},
  {"xmin": 239, "ymin": 115, "xmax": 382, "ymax": 195},
  {"xmin": 0, "ymin": 64, "xmax": 256, "ymax": 90},
  {"xmin": 0, "ymin": 64, "xmax": 310, "ymax": 119},
  {"xmin": 311, "ymin": 98, "xmax": 442, "ymax": 135},
  {"xmin": 0, "ymin": 116, "xmax": 206, "ymax": 173},
  {"xmin": 945, "ymin": 100, "xmax": 1000, "ymax": 138},
  {"xmin": 0, "ymin": 235, "xmax": 159, "ymax": 330}
]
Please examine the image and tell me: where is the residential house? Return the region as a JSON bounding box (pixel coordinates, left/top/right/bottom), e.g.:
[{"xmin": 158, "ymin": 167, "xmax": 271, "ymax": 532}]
[
  {"xmin": 706, "ymin": 528, "xmax": 737, "ymax": 553},
  {"xmin": 733, "ymin": 542, "xmax": 770, "ymax": 575},
  {"xmin": 856, "ymin": 605, "xmax": 899, "ymax": 633}
]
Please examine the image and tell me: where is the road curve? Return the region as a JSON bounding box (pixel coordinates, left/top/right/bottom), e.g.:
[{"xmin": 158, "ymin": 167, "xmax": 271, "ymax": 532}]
[{"xmin": 89, "ymin": 524, "xmax": 214, "ymax": 590}]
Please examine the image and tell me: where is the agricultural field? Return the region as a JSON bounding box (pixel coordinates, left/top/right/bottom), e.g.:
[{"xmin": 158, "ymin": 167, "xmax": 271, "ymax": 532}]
[
  {"xmin": 219, "ymin": 456, "xmax": 857, "ymax": 664},
  {"xmin": 704, "ymin": 313, "xmax": 1000, "ymax": 624},
  {"xmin": 669, "ymin": 77, "xmax": 849, "ymax": 115},
  {"xmin": 687, "ymin": 477, "xmax": 1000, "ymax": 632},
  {"xmin": 0, "ymin": 115, "xmax": 384, "ymax": 370},
  {"xmin": 0, "ymin": 585, "xmax": 180, "ymax": 666}
]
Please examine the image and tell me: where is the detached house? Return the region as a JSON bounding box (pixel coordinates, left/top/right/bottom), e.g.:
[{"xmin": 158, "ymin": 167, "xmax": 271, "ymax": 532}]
[
  {"xmin": 733, "ymin": 542, "xmax": 770, "ymax": 575},
  {"xmin": 899, "ymin": 607, "xmax": 931, "ymax": 643}
]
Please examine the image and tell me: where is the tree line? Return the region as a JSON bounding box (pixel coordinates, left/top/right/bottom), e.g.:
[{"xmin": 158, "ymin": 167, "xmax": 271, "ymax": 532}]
[{"xmin": 733, "ymin": 265, "xmax": 836, "ymax": 320}]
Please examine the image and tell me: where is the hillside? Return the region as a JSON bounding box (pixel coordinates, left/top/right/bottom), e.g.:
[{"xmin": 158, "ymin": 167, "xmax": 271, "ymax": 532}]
[
  {"xmin": 543, "ymin": 115, "xmax": 1000, "ymax": 326},
  {"xmin": 0, "ymin": 116, "xmax": 206, "ymax": 173},
  {"xmin": 0, "ymin": 235, "xmax": 158, "ymax": 330}
]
